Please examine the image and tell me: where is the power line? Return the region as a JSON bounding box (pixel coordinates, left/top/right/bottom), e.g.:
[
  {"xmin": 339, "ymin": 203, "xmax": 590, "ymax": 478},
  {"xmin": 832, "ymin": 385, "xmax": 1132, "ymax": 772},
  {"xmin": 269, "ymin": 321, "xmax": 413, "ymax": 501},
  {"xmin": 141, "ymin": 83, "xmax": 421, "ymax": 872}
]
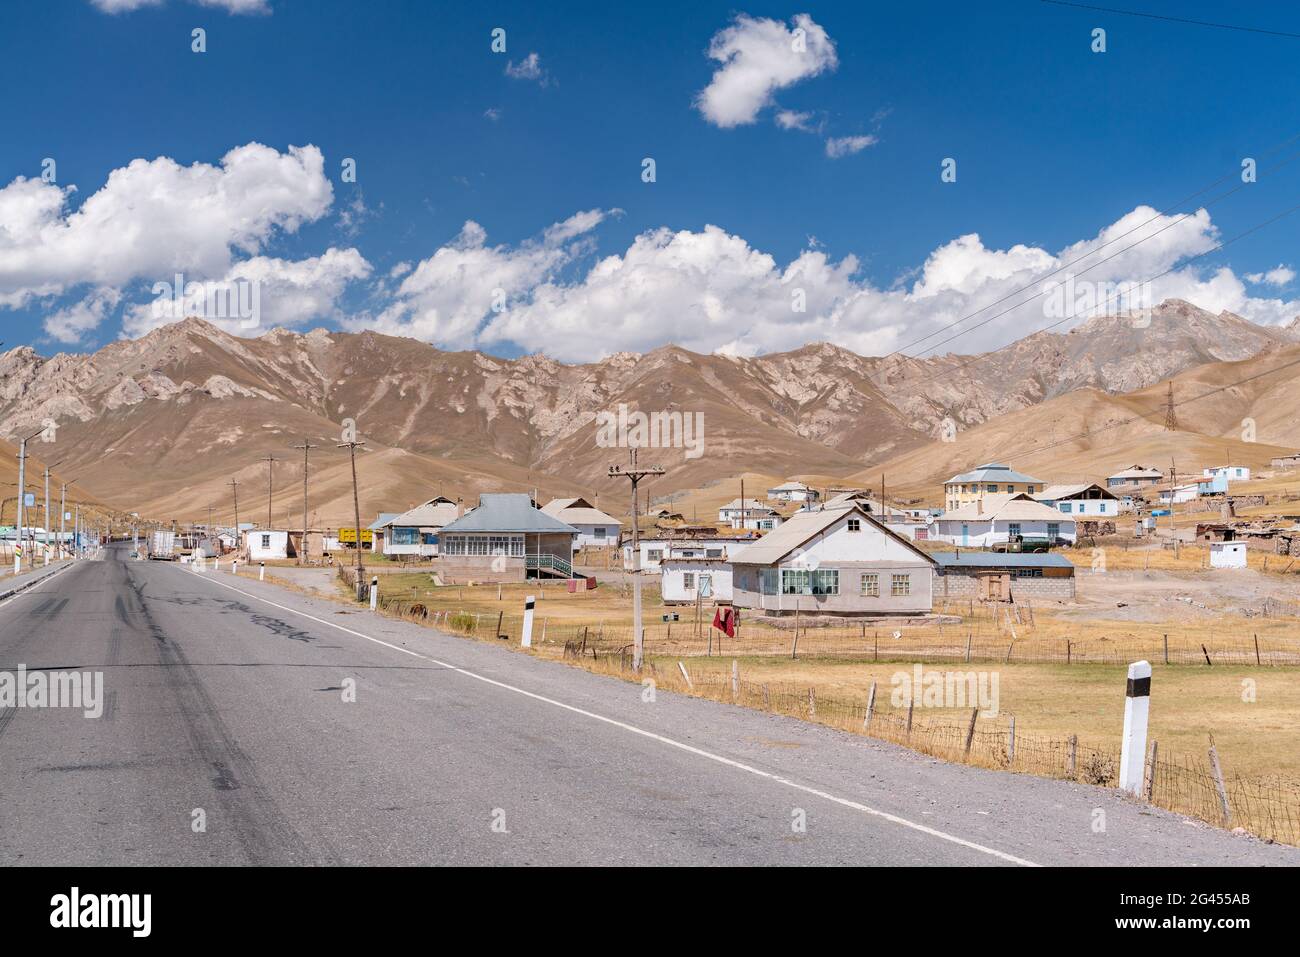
[
  {"xmin": 1040, "ymin": 1, "xmax": 1300, "ymax": 39},
  {"xmin": 877, "ymin": 134, "xmax": 1300, "ymax": 367},
  {"xmin": 886, "ymin": 193, "xmax": 1300, "ymax": 394}
]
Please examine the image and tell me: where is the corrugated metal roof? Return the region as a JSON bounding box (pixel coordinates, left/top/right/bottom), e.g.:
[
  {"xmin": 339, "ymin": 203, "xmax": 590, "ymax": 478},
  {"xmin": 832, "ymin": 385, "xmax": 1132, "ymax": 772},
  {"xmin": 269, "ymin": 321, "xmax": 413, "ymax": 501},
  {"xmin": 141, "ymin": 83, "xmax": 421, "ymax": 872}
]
[
  {"xmin": 1034, "ymin": 483, "xmax": 1118, "ymax": 501},
  {"xmin": 932, "ymin": 552, "xmax": 1074, "ymax": 569},
  {"xmin": 368, "ymin": 513, "xmax": 400, "ymax": 531},
  {"xmin": 731, "ymin": 505, "xmax": 934, "ymax": 566},
  {"xmin": 541, "ymin": 498, "xmax": 622, "ymax": 527},
  {"xmin": 387, "ymin": 500, "xmax": 461, "ymax": 528},
  {"xmin": 439, "ymin": 494, "xmax": 578, "ymax": 534},
  {"xmin": 944, "ymin": 462, "xmax": 1044, "ymax": 485}
]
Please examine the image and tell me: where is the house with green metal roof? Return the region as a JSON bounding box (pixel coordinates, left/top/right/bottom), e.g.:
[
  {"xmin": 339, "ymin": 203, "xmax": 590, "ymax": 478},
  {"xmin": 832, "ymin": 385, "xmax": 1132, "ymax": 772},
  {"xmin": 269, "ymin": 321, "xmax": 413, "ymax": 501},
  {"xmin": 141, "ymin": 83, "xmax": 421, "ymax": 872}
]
[{"xmin": 437, "ymin": 493, "xmax": 579, "ymax": 582}]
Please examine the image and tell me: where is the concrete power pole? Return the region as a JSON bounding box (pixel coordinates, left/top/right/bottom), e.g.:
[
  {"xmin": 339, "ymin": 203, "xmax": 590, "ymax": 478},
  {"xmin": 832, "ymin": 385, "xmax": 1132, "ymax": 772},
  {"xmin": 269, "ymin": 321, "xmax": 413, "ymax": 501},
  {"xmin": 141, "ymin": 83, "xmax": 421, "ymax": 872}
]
[
  {"xmin": 292, "ymin": 439, "xmax": 318, "ymax": 566},
  {"xmin": 43, "ymin": 466, "xmax": 50, "ymax": 566},
  {"xmin": 59, "ymin": 484, "xmax": 66, "ymax": 559},
  {"xmin": 229, "ymin": 478, "xmax": 241, "ymax": 555},
  {"xmin": 337, "ymin": 438, "xmax": 368, "ymax": 601},
  {"xmin": 607, "ymin": 448, "xmax": 665, "ymax": 671}
]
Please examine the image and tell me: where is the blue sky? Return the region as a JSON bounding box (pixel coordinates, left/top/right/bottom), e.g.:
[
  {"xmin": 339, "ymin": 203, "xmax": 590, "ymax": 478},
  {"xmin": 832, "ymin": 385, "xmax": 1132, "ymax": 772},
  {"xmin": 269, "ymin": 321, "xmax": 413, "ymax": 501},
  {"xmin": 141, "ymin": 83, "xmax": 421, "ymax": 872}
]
[{"xmin": 2, "ymin": 0, "xmax": 1300, "ymax": 361}]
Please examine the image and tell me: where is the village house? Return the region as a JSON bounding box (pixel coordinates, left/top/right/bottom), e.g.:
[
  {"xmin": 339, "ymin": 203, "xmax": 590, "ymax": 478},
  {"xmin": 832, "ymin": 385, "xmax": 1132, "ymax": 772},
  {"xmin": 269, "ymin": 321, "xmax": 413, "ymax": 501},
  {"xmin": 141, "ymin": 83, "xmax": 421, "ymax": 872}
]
[
  {"xmin": 437, "ymin": 493, "xmax": 579, "ymax": 582},
  {"xmin": 541, "ymin": 497, "xmax": 622, "ymax": 549},
  {"xmin": 931, "ymin": 552, "xmax": 1077, "ymax": 601},
  {"xmin": 1203, "ymin": 465, "xmax": 1251, "ymax": 483},
  {"xmin": 929, "ymin": 493, "xmax": 1078, "ymax": 547},
  {"xmin": 375, "ymin": 498, "xmax": 460, "ymax": 559},
  {"xmin": 1270, "ymin": 452, "xmax": 1300, "ymax": 470},
  {"xmin": 1157, "ymin": 483, "xmax": 1200, "ymax": 506},
  {"xmin": 766, "ymin": 481, "xmax": 821, "ymax": 504},
  {"xmin": 717, "ymin": 498, "xmax": 783, "ymax": 531},
  {"xmin": 245, "ymin": 528, "xmax": 291, "ymax": 561},
  {"xmin": 942, "ymin": 463, "xmax": 1044, "ymax": 512},
  {"xmin": 624, "ymin": 531, "xmax": 753, "ymax": 573},
  {"xmin": 660, "ymin": 556, "xmax": 736, "ymax": 603},
  {"xmin": 1033, "ymin": 483, "xmax": 1121, "ymax": 516},
  {"xmin": 730, "ymin": 504, "xmax": 936, "ymax": 617},
  {"xmin": 1106, "ymin": 465, "xmax": 1164, "ymax": 489}
]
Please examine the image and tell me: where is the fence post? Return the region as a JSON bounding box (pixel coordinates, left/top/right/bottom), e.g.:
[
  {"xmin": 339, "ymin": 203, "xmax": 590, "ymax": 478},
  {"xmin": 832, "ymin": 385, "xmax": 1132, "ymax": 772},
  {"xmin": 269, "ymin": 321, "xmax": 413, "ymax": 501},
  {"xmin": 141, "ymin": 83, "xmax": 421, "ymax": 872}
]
[
  {"xmin": 1163, "ymin": 633, "xmax": 1168, "ymax": 665},
  {"xmin": 905, "ymin": 695, "xmax": 914, "ymax": 737},
  {"xmin": 1118, "ymin": 660, "xmax": 1152, "ymax": 795},
  {"xmin": 521, "ymin": 595, "xmax": 535, "ymax": 648},
  {"xmin": 494, "ymin": 609, "xmax": 503, "ymax": 639},
  {"xmin": 965, "ymin": 631, "xmax": 972, "ymax": 663},
  {"xmin": 762, "ymin": 684, "xmax": 770, "ymax": 711},
  {"xmin": 1066, "ymin": 639, "xmax": 1071, "ymax": 665},
  {"xmin": 1144, "ymin": 740, "xmax": 1158, "ymax": 802},
  {"xmin": 677, "ymin": 661, "xmax": 693, "ymax": 690},
  {"xmin": 1067, "ymin": 734, "xmax": 1077, "ymax": 778},
  {"xmin": 864, "ymin": 680, "xmax": 876, "ymax": 729},
  {"xmin": 964, "ymin": 706, "xmax": 978, "ymax": 755},
  {"xmin": 731, "ymin": 659, "xmax": 739, "ymax": 699},
  {"xmin": 1254, "ymin": 633, "xmax": 1261, "ymax": 666},
  {"xmin": 1208, "ymin": 736, "xmax": 1232, "ymax": 827},
  {"xmin": 1008, "ymin": 715, "xmax": 1016, "ymax": 764}
]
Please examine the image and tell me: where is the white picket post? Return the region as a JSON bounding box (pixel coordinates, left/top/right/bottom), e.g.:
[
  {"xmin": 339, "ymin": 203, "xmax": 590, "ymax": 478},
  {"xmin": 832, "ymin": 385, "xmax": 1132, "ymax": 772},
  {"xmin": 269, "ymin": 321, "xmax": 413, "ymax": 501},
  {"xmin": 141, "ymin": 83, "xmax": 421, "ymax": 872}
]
[
  {"xmin": 369, "ymin": 576, "xmax": 379, "ymax": 611},
  {"xmin": 1119, "ymin": 660, "xmax": 1152, "ymax": 795},
  {"xmin": 521, "ymin": 595, "xmax": 535, "ymax": 647}
]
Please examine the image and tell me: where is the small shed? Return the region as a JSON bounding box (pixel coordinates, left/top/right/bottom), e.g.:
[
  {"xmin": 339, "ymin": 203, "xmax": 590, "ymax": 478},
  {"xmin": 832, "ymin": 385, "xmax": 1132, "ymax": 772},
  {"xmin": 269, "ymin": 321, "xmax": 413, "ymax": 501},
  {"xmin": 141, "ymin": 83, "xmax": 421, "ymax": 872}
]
[
  {"xmin": 1209, "ymin": 541, "xmax": 1248, "ymax": 569},
  {"xmin": 660, "ymin": 557, "xmax": 734, "ymax": 603},
  {"xmin": 246, "ymin": 529, "xmax": 291, "ymax": 561}
]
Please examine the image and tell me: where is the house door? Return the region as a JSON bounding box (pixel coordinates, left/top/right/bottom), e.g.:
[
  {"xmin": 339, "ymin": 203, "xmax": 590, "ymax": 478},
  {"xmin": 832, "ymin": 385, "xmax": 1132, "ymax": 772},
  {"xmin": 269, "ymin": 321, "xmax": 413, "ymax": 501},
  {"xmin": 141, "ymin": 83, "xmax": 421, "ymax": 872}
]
[
  {"xmin": 980, "ymin": 573, "xmax": 1011, "ymax": 601},
  {"xmin": 961, "ymin": 524, "xmax": 969, "ymax": 546}
]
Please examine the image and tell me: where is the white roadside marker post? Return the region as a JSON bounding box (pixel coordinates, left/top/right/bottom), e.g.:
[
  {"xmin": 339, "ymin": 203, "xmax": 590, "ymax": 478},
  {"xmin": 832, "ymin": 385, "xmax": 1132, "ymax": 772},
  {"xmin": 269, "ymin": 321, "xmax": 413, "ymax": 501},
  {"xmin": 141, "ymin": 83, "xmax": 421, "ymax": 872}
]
[
  {"xmin": 232, "ymin": 560, "xmax": 239, "ymax": 576},
  {"xmin": 521, "ymin": 595, "xmax": 535, "ymax": 648},
  {"xmin": 1119, "ymin": 659, "xmax": 1152, "ymax": 795},
  {"xmin": 259, "ymin": 562, "xmax": 265, "ymax": 581},
  {"xmin": 369, "ymin": 576, "xmax": 379, "ymax": 612}
]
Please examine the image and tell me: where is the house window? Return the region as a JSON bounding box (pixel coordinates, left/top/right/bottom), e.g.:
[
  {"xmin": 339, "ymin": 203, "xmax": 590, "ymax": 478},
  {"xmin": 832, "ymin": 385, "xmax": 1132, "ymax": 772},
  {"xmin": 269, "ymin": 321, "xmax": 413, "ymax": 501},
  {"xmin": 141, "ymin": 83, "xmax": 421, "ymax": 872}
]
[
  {"xmin": 1008, "ymin": 523, "xmax": 1021, "ymax": 538},
  {"xmin": 847, "ymin": 518, "xmax": 861, "ymax": 532},
  {"xmin": 1015, "ymin": 568, "xmax": 1044, "ymax": 578},
  {"xmin": 647, "ymin": 549, "xmax": 663, "ymax": 562},
  {"xmin": 594, "ymin": 526, "xmax": 607, "ymax": 540},
  {"xmin": 1007, "ymin": 485, "xmax": 1016, "ymax": 493},
  {"xmin": 1098, "ymin": 503, "xmax": 1106, "ymax": 513},
  {"xmin": 393, "ymin": 527, "xmax": 418, "ymax": 545},
  {"xmin": 781, "ymin": 568, "xmax": 839, "ymax": 595},
  {"xmin": 706, "ymin": 548, "xmax": 722, "ymax": 557},
  {"xmin": 1026, "ymin": 485, "xmax": 1035, "ymax": 494},
  {"xmin": 1059, "ymin": 503, "xmax": 1072, "ymax": 513},
  {"xmin": 260, "ymin": 534, "xmax": 271, "ymax": 548},
  {"xmin": 759, "ymin": 568, "xmax": 778, "ymax": 594},
  {"xmin": 1048, "ymin": 523, "xmax": 1060, "ymax": 540},
  {"xmin": 988, "ymin": 485, "xmax": 998, "ymax": 493},
  {"xmin": 683, "ymin": 572, "xmax": 695, "ymax": 590},
  {"xmin": 860, "ymin": 573, "xmax": 879, "ymax": 597},
  {"xmin": 891, "ymin": 574, "xmax": 911, "ymax": 596}
]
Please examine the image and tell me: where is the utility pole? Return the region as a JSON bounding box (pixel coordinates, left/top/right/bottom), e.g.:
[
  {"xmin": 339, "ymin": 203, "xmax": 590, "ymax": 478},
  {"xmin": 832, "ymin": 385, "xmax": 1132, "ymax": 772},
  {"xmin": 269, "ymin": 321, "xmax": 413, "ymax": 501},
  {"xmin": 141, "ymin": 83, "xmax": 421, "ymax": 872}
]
[
  {"xmin": 14, "ymin": 429, "xmax": 41, "ymax": 573},
  {"xmin": 337, "ymin": 437, "xmax": 368, "ymax": 600},
  {"xmin": 1168, "ymin": 457, "xmax": 1179, "ymax": 559},
  {"xmin": 263, "ymin": 453, "xmax": 277, "ymax": 529},
  {"xmin": 292, "ymin": 439, "xmax": 318, "ymax": 566},
  {"xmin": 59, "ymin": 484, "xmax": 66, "ymax": 559},
  {"xmin": 229, "ymin": 478, "xmax": 240, "ymax": 554},
  {"xmin": 608, "ymin": 448, "xmax": 665, "ymax": 671},
  {"xmin": 43, "ymin": 466, "xmax": 51, "ymax": 566}
]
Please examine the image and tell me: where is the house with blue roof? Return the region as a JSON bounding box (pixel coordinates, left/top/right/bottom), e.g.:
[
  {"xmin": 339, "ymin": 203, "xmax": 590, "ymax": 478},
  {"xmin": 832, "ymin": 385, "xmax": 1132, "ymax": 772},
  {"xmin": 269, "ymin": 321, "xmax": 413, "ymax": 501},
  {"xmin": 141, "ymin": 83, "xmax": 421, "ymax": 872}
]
[{"xmin": 437, "ymin": 493, "xmax": 580, "ymax": 582}]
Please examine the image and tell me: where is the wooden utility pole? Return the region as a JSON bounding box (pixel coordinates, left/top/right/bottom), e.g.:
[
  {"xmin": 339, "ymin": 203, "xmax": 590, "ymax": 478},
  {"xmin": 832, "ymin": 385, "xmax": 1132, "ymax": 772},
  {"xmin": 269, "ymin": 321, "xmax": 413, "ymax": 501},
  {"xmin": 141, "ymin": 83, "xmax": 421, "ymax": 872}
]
[
  {"xmin": 229, "ymin": 478, "xmax": 240, "ymax": 553},
  {"xmin": 292, "ymin": 439, "xmax": 318, "ymax": 565},
  {"xmin": 608, "ymin": 448, "xmax": 665, "ymax": 671},
  {"xmin": 262, "ymin": 454, "xmax": 277, "ymax": 529},
  {"xmin": 338, "ymin": 437, "xmax": 368, "ymax": 600},
  {"xmin": 1168, "ymin": 456, "xmax": 1179, "ymax": 558}
]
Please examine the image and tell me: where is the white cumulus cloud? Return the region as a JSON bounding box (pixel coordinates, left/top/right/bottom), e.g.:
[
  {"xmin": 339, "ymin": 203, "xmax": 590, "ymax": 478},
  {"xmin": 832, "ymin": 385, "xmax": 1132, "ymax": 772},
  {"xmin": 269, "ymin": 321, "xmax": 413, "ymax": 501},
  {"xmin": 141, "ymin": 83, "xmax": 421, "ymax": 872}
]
[{"xmin": 695, "ymin": 13, "xmax": 837, "ymax": 128}]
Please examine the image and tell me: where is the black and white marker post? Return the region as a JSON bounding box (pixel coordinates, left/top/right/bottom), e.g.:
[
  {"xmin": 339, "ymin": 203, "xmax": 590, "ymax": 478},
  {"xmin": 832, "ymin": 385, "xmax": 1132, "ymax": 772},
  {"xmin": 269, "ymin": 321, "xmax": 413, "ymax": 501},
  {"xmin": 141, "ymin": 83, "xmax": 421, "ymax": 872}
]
[
  {"xmin": 369, "ymin": 576, "xmax": 379, "ymax": 612},
  {"xmin": 521, "ymin": 595, "xmax": 535, "ymax": 648},
  {"xmin": 1119, "ymin": 659, "xmax": 1152, "ymax": 795}
]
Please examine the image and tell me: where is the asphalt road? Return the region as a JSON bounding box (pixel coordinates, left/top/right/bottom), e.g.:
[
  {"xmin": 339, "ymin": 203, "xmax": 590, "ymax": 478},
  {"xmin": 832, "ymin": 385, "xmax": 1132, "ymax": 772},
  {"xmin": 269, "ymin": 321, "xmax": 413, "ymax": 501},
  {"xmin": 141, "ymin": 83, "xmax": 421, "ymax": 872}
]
[{"xmin": 1, "ymin": 545, "xmax": 1295, "ymax": 866}]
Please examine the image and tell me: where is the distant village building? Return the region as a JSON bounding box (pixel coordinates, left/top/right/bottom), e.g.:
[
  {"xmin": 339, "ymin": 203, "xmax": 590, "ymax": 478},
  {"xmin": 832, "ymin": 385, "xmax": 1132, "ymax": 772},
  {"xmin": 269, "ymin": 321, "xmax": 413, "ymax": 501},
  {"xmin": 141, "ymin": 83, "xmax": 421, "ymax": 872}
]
[
  {"xmin": 541, "ymin": 497, "xmax": 622, "ymax": 549},
  {"xmin": 717, "ymin": 498, "xmax": 783, "ymax": 531},
  {"xmin": 930, "ymin": 493, "xmax": 1078, "ymax": 547},
  {"xmin": 437, "ymin": 493, "xmax": 578, "ymax": 582},
  {"xmin": 730, "ymin": 505, "xmax": 936, "ymax": 616},
  {"xmin": 1202, "ymin": 465, "xmax": 1251, "ymax": 483},
  {"xmin": 1157, "ymin": 483, "xmax": 1200, "ymax": 506},
  {"xmin": 625, "ymin": 533, "xmax": 751, "ymax": 573},
  {"xmin": 660, "ymin": 556, "xmax": 736, "ymax": 603},
  {"xmin": 1270, "ymin": 452, "xmax": 1300, "ymax": 470},
  {"xmin": 1106, "ymin": 465, "xmax": 1163, "ymax": 489},
  {"xmin": 1033, "ymin": 483, "xmax": 1120, "ymax": 517},
  {"xmin": 245, "ymin": 529, "xmax": 291, "ymax": 561},
  {"xmin": 943, "ymin": 463, "xmax": 1044, "ymax": 512},
  {"xmin": 1209, "ymin": 541, "xmax": 1248, "ymax": 569},
  {"xmin": 766, "ymin": 481, "xmax": 820, "ymax": 504},
  {"xmin": 376, "ymin": 498, "xmax": 460, "ymax": 558},
  {"xmin": 931, "ymin": 552, "xmax": 1076, "ymax": 601}
]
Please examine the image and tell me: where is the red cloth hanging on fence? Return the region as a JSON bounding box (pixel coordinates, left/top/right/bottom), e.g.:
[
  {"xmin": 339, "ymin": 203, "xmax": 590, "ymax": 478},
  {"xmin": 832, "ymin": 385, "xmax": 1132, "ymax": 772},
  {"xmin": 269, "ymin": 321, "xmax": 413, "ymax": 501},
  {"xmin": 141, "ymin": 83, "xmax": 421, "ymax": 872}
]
[{"xmin": 712, "ymin": 606, "xmax": 738, "ymax": 638}]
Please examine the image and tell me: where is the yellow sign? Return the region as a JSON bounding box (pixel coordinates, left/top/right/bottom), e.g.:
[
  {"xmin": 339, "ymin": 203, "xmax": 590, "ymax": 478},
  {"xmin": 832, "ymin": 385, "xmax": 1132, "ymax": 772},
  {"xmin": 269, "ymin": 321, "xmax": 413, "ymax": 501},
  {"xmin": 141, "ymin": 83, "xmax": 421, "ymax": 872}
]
[{"xmin": 338, "ymin": 527, "xmax": 373, "ymax": 544}]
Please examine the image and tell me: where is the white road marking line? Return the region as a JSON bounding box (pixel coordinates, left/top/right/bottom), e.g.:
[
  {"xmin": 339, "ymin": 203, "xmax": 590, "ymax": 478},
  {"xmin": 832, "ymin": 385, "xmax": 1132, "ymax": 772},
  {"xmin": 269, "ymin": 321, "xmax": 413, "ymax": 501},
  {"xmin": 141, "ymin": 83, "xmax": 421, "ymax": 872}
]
[
  {"xmin": 188, "ymin": 567, "xmax": 1040, "ymax": 867},
  {"xmin": 0, "ymin": 562, "xmax": 75, "ymax": 611}
]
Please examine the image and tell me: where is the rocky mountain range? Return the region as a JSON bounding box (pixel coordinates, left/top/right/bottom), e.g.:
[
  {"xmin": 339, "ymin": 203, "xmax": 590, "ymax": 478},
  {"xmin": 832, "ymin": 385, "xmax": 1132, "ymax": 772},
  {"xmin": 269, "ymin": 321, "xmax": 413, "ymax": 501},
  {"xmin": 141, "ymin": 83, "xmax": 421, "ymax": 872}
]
[{"xmin": 1, "ymin": 299, "xmax": 1297, "ymax": 522}]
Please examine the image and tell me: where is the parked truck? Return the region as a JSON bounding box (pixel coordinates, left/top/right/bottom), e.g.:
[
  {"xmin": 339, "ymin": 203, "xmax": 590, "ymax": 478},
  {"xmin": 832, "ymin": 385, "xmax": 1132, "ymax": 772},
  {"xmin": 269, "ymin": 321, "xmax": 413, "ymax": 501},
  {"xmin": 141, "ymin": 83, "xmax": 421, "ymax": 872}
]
[{"xmin": 148, "ymin": 529, "xmax": 177, "ymax": 560}]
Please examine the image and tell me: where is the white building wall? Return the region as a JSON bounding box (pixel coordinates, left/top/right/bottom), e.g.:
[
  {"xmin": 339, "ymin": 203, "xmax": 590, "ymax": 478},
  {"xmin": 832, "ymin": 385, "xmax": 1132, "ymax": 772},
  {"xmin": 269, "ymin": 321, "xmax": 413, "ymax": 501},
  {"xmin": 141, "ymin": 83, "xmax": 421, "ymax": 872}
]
[
  {"xmin": 660, "ymin": 562, "xmax": 734, "ymax": 602},
  {"xmin": 247, "ymin": 530, "xmax": 290, "ymax": 560},
  {"xmin": 1210, "ymin": 542, "xmax": 1248, "ymax": 568},
  {"xmin": 929, "ymin": 518, "xmax": 1077, "ymax": 547}
]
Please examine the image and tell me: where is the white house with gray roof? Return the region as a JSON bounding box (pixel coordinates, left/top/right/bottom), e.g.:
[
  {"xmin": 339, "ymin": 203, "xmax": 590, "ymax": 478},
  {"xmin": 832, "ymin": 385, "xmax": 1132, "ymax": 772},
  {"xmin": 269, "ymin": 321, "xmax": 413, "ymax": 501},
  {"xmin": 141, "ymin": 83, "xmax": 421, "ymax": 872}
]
[{"xmin": 541, "ymin": 497, "xmax": 622, "ymax": 549}]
